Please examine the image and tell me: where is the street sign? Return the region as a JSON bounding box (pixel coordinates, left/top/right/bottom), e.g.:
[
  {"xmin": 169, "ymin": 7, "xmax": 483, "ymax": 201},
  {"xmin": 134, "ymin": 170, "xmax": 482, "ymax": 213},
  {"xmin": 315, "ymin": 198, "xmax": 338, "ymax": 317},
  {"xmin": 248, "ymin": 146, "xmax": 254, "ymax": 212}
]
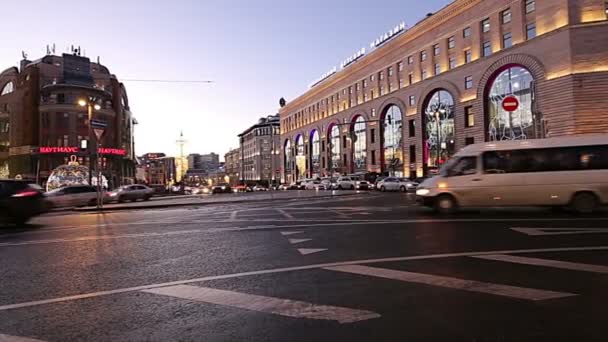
[
  {"xmin": 502, "ymin": 96, "xmax": 519, "ymax": 112},
  {"xmin": 93, "ymin": 128, "xmax": 105, "ymax": 140},
  {"xmin": 90, "ymin": 119, "xmax": 107, "ymax": 129}
]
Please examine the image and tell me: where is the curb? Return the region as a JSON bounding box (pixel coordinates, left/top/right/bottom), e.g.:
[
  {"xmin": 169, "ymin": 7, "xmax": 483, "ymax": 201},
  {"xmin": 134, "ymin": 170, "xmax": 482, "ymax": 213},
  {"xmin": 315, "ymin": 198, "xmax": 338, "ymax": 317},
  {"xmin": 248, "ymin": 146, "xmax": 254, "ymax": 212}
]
[{"xmin": 73, "ymin": 192, "xmax": 370, "ymax": 213}]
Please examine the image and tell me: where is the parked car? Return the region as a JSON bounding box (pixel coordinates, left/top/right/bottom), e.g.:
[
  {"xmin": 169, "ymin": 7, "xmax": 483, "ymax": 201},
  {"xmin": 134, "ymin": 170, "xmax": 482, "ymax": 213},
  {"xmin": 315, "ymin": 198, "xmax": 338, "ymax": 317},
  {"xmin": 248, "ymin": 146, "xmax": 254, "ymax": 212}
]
[
  {"xmin": 289, "ymin": 181, "xmax": 305, "ymax": 190},
  {"xmin": 399, "ymin": 178, "xmax": 420, "ymax": 192},
  {"xmin": 45, "ymin": 185, "xmax": 100, "ymax": 208},
  {"xmin": 277, "ymin": 184, "xmax": 290, "ymax": 191},
  {"xmin": 335, "ymin": 177, "xmax": 356, "ymax": 190},
  {"xmin": 107, "ymin": 184, "xmax": 154, "ymax": 203},
  {"xmin": 253, "ymin": 185, "xmax": 269, "ymax": 191},
  {"xmin": 232, "ymin": 185, "xmax": 253, "ymax": 193},
  {"xmin": 305, "ymin": 180, "xmax": 326, "ymax": 190},
  {"xmin": 376, "ymin": 177, "xmax": 401, "ymax": 192},
  {"xmin": 355, "ymin": 180, "xmax": 370, "ymax": 190},
  {"xmin": 0, "ymin": 180, "xmax": 49, "ymax": 224},
  {"xmin": 212, "ymin": 183, "xmax": 232, "ymax": 194},
  {"xmin": 372, "ymin": 177, "xmax": 386, "ymax": 190},
  {"xmin": 320, "ymin": 178, "xmax": 333, "ymax": 190}
]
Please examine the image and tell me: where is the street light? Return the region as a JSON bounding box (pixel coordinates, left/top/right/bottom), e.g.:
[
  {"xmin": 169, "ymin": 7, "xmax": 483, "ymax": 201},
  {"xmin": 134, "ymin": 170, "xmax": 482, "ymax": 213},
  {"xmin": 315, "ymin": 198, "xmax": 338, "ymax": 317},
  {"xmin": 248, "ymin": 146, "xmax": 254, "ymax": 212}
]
[{"xmin": 78, "ymin": 96, "xmax": 103, "ymax": 208}]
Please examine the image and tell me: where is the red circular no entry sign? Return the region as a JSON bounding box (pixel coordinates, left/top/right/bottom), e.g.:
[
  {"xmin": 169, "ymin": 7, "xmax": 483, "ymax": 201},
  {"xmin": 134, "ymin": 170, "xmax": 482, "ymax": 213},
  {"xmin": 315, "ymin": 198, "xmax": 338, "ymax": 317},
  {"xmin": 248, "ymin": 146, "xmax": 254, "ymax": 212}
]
[{"xmin": 502, "ymin": 96, "xmax": 519, "ymax": 112}]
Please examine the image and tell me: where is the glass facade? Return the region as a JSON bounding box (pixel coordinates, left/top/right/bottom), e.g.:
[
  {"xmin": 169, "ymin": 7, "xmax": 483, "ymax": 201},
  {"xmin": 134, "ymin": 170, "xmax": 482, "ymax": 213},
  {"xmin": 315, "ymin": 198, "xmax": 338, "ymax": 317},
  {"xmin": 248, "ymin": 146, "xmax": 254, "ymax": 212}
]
[
  {"xmin": 329, "ymin": 125, "xmax": 341, "ymax": 174},
  {"xmin": 352, "ymin": 116, "xmax": 367, "ymax": 172},
  {"xmin": 382, "ymin": 105, "xmax": 404, "ymax": 176},
  {"xmin": 295, "ymin": 135, "xmax": 306, "ymax": 179},
  {"xmin": 487, "ymin": 66, "xmax": 537, "ymax": 141},
  {"xmin": 310, "ymin": 130, "xmax": 320, "ymax": 177},
  {"xmin": 424, "ymin": 90, "xmax": 455, "ymax": 170}
]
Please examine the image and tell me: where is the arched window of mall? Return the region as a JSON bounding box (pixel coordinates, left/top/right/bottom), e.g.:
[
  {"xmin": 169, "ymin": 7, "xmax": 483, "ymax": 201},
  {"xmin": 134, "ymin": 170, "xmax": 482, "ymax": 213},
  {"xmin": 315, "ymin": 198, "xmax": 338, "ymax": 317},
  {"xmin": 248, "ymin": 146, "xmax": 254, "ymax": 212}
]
[
  {"xmin": 309, "ymin": 129, "xmax": 321, "ymax": 178},
  {"xmin": 283, "ymin": 139, "xmax": 292, "ymax": 183},
  {"xmin": 486, "ymin": 65, "xmax": 539, "ymax": 141},
  {"xmin": 295, "ymin": 134, "xmax": 306, "ymax": 180},
  {"xmin": 381, "ymin": 105, "xmax": 404, "ymax": 177},
  {"xmin": 327, "ymin": 124, "xmax": 341, "ymax": 177},
  {"xmin": 423, "ymin": 89, "xmax": 455, "ymax": 174},
  {"xmin": 350, "ymin": 115, "xmax": 367, "ymax": 174},
  {"xmin": 0, "ymin": 82, "xmax": 14, "ymax": 96}
]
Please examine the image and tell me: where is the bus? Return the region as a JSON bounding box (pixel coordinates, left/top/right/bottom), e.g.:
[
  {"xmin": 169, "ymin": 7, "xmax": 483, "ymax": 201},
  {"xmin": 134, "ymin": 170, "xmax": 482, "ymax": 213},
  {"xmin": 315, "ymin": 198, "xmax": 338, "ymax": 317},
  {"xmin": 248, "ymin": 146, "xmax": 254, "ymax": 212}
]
[{"xmin": 416, "ymin": 135, "xmax": 608, "ymax": 214}]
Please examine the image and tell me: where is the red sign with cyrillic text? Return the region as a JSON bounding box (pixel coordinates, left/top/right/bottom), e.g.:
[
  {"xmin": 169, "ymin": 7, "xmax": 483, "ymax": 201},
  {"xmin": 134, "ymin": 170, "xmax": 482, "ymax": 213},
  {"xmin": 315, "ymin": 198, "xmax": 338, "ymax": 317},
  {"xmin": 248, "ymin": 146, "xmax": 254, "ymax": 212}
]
[{"xmin": 39, "ymin": 147, "xmax": 127, "ymax": 156}]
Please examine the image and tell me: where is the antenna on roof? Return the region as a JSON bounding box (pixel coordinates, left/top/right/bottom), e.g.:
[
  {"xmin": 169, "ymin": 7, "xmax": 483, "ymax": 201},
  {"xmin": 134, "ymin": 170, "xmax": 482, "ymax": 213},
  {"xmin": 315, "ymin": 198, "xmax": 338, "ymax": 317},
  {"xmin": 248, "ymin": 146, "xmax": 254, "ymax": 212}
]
[
  {"xmin": 52, "ymin": 43, "xmax": 56, "ymax": 54},
  {"xmin": 97, "ymin": 56, "xmax": 100, "ymax": 64},
  {"xmin": 21, "ymin": 51, "xmax": 28, "ymax": 60},
  {"xmin": 46, "ymin": 45, "xmax": 50, "ymax": 55}
]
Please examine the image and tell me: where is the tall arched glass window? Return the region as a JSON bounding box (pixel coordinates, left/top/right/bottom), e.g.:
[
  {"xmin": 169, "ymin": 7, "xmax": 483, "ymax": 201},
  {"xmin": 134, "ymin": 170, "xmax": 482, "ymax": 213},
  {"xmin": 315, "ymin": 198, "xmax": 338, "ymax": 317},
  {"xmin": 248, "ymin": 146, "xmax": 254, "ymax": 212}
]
[
  {"xmin": 487, "ymin": 66, "xmax": 536, "ymax": 141},
  {"xmin": 424, "ymin": 90, "xmax": 455, "ymax": 170},
  {"xmin": 295, "ymin": 135, "xmax": 306, "ymax": 178},
  {"xmin": 284, "ymin": 140, "xmax": 292, "ymax": 172},
  {"xmin": 383, "ymin": 105, "xmax": 403, "ymax": 176},
  {"xmin": 329, "ymin": 125, "xmax": 341, "ymax": 174},
  {"xmin": 352, "ymin": 116, "xmax": 367, "ymax": 172},
  {"xmin": 310, "ymin": 130, "xmax": 320, "ymax": 177},
  {"xmin": 0, "ymin": 82, "xmax": 14, "ymax": 96}
]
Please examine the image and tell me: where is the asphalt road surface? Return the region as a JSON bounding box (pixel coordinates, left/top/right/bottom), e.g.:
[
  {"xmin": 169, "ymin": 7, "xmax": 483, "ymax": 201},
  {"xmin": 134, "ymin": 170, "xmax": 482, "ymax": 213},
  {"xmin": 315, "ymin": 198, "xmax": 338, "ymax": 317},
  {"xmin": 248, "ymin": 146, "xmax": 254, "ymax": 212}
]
[{"xmin": 1, "ymin": 192, "xmax": 608, "ymax": 341}]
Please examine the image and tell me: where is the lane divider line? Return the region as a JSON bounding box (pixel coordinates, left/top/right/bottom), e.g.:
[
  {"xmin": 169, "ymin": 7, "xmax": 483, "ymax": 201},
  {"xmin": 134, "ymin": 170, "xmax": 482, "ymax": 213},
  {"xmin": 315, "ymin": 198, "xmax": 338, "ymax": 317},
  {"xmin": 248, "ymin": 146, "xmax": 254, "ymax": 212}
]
[{"xmin": 472, "ymin": 254, "xmax": 608, "ymax": 274}]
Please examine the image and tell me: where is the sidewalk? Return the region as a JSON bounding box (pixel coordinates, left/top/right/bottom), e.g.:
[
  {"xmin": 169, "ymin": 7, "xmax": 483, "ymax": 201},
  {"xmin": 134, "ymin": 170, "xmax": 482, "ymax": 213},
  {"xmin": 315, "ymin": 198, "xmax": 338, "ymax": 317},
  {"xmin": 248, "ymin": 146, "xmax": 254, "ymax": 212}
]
[{"xmin": 74, "ymin": 190, "xmax": 369, "ymax": 212}]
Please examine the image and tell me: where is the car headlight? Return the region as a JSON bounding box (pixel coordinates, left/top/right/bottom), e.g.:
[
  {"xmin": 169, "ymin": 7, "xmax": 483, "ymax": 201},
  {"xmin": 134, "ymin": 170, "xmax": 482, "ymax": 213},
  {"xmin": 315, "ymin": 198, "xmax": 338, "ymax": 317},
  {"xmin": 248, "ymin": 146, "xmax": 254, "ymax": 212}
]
[{"xmin": 416, "ymin": 188, "xmax": 430, "ymax": 196}]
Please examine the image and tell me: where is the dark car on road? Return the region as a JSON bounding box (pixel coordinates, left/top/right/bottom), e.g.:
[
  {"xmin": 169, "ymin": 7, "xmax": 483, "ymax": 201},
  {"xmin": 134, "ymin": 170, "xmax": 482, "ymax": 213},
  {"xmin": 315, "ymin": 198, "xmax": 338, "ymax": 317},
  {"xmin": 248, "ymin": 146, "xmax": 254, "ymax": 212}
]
[
  {"xmin": 212, "ymin": 183, "xmax": 232, "ymax": 194},
  {"xmin": 0, "ymin": 180, "xmax": 49, "ymax": 225}
]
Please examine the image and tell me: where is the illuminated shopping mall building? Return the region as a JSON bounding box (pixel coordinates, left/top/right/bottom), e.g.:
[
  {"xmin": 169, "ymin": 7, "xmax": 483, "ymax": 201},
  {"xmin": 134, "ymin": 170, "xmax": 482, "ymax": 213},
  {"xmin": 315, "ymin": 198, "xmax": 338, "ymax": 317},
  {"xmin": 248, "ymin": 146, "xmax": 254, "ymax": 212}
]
[
  {"xmin": 279, "ymin": 0, "xmax": 608, "ymax": 182},
  {"xmin": 0, "ymin": 50, "xmax": 136, "ymax": 186}
]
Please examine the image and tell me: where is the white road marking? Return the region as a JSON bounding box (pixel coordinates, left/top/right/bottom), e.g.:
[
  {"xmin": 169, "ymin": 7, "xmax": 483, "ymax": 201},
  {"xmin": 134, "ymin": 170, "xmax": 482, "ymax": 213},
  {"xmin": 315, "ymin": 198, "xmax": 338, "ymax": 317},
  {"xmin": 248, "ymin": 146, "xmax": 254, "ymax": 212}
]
[
  {"xmin": 276, "ymin": 209, "xmax": 295, "ymax": 219},
  {"xmin": 328, "ymin": 209, "xmax": 350, "ymax": 219},
  {"xmin": 142, "ymin": 285, "xmax": 380, "ymax": 324},
  {"xmin": 511, "ymin": 227, "xmax": 608, "ymax": 236},
  {"xmin": 325, "ymin": 265, "xmax": 576, "ymax": 301},
  {"xmin": 298, "ymin": 248, "xmax": 327, "ymax": 255},
  {"xmin": 0, "ymin": 333, "xmax": 45, "ymax": 342},
  {"xmin": 280, "ymin": 231, "xmax": 303, "ymax": 236},
  {"xmin": 473, "ymin": 254, "xmax": 608, "ymax": 274},
  {"xmin": 288, "ymin": 238, "xmax": 312, "ymax": 244},
  {"xmin": 1, "ymin": 245, "xmax": 607, "ymax": 312}
]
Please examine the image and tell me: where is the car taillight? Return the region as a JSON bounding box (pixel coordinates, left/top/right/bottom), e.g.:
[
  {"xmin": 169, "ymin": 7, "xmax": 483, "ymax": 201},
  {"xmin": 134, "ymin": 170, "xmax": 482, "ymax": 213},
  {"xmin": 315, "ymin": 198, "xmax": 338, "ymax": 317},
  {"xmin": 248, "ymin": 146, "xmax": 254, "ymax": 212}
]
[{"xmin": 12, "ymin": 188, "xmax": 40, "ymax": 198}]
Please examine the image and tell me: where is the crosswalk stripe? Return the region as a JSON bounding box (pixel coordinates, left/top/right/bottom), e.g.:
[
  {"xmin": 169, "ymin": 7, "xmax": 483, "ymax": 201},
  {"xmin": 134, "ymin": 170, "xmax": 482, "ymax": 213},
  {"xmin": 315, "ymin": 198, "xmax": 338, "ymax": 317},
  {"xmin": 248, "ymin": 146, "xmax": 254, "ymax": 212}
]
[
  {"xmin": 142, "ymin": 285, "xmax": 380, "ymax": 324},
  {"xmin": 0, "ymin": 333, "xmax": 45, "ymax": 342},
  {"xmin": 288, "ymin": 238, "xmax": 312, "ymax": 244},
  {"xmin": 325, "ymin": 265, "xmax": 576, "ymax": 301},
  {"xmin": 473, "ymin": 254, "xmax": 608, "ymax": 274}
]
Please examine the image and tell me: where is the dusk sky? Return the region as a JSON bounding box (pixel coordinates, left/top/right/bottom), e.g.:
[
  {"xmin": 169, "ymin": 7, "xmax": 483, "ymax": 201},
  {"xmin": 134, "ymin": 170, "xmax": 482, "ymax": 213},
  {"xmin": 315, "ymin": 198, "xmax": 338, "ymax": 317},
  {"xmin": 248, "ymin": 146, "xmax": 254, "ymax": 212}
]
[{"xmin": 2, "ymin": 0, "xmax": 452, "ymax": 160}]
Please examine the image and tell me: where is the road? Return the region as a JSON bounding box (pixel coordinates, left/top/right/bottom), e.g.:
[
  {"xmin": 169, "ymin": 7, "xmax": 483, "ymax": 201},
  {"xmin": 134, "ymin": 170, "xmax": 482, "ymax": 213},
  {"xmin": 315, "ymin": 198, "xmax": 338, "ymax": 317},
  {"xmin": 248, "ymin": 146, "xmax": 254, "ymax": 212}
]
[{"xmin": 1, "ymin": 192, "xmax": 607, "ymax": 341}]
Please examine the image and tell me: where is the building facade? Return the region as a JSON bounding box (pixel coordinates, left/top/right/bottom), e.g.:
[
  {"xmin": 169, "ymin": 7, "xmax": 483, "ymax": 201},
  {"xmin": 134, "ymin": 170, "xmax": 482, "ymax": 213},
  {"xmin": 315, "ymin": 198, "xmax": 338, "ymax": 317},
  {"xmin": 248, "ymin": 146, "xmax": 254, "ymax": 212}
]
[
  {"xmin": 187, "ymin": 153, "xmax": 219, "ymax": 173},
  {"xmin": 140, "ymin": 153, "xmax": 175, "ymax": 189},
  {"xmin": 279, "ymin": 0, "xmax": 608, "ymax": 182},
  {"xmin": 0, "ymin": 52, "xmax": 136, "ymax": 186},
  {"xmin": 239, "ymin": 114, "xmax": 280, "ymax": 185},
  {"xmin": 224, "ymin": 148, "xmax": 241, "ymax": 185}
]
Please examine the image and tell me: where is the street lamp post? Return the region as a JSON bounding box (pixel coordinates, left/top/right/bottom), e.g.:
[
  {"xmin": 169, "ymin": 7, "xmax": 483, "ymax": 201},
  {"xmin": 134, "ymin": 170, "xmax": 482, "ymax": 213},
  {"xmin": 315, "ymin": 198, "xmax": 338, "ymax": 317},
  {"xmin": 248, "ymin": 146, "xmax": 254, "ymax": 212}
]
[{"xmin": 78, "ymin": 97, "xmax": 102, "ymax": 206}]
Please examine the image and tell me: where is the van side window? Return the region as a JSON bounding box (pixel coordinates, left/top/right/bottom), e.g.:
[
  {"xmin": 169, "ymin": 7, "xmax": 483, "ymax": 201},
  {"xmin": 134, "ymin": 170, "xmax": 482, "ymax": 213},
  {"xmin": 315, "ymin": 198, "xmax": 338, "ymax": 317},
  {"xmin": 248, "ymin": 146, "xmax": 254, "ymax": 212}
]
[{"xmin": 448, "ymin": 157, "xmax": 478, "ymax": 177}]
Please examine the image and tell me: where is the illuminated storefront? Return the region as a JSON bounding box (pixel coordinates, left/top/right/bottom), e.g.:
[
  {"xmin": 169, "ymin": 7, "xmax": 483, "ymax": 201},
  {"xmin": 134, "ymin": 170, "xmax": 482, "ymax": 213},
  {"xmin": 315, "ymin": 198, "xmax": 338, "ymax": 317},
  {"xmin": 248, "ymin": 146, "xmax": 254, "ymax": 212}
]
[
  {"xmin": 382, "ymin": 105, "xmax": 403, "ymax": 176},
  {"xmin": 310, "ymin": 130, "xmax": 320, "ymax": 177},
  {"xmin": 352, "ymin": 116, "xmax": 367, "ymax": 173},
  {"xmin": 424, "ymin": 90, "xmax": 455, "ymax": 172}
]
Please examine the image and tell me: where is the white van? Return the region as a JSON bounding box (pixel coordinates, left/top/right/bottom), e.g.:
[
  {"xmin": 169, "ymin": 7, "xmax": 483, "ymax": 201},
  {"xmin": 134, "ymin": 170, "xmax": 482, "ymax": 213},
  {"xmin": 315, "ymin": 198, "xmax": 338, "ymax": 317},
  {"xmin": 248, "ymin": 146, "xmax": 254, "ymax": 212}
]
[{"xmin": 416, "ymin": 135, "xmax": 608, "ymax": 214}]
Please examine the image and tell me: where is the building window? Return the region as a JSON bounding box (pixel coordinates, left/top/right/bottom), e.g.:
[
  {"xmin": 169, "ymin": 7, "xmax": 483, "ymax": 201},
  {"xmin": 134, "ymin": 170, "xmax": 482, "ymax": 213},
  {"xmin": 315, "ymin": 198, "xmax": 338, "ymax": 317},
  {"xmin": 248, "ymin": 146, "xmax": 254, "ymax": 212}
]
[
  {"xmin": 465, "ymin": 76, "xmax": 473, "ymax": 89},
  {"xmin": 409, "ymin": 145, "xmax": 416, "ymax": 163},
  {"xmin": 463, "ymin": 26, "xmax": 472, "ymax": 38},
  {"xmin": 434, "ymin": 63, "xmax": 441, "ymax": 76},
  {"xmin": 482, "ymin": 18, "xmax": 491, "ymax": 32},
  {"xmin": 355, "ymin": 83, "xmax": 360, "ymax": 91},
  {"xmin": 379, "ymin": 71, "xmax": 384, "ymax": 80},
  {"xmin": 371, "ymin": 150, "xmax": 376, "ymax": 165},
  {"xmin": 371, "ymin": 74, "xmax": 375, "ymax": 82},
  {"xmin": 526, "ymin": 23, "xmax": 537, "ymax": 39},
  {"xmin": 408, "ymin": 55, "xmax": 414, "ymax": 64},
  {"xmin": 380, "ymin": 86, "xmax": 385, "ymax": 96},
  {"xmin": 321, "ymin": 140, "xmax": 325, "ymax": 152},
  {"xmin": 409, "ymin": 119, "xmax": 416, "ymax": 137},
  {"xmin": 409, "ymin": 95, "xmax": 416, "ymax": 106},
  {"xmin": 525, "ymin": 0, "xmax": 535, "ymax": 14},
  {"xmin": 389, "ymin": 83, "xmax": 394, "ymax": 92},
  {"xmin": 465, "ymin": 106, "xmax": 474, "ymax": 127},
  {"xmin": 364, "ymin": 93, "xmax": 368, "ymax": 102},
  {"xmin": 449, "ymin": 57, "xmax": 456, "ymax": 70},
  {"xmin": 349, "ymin": 86, "xmax": 353, "ymax": 94},
  {"xmin": 465, "ymin": 49, "xmax": 472, "ymax": 63},
  {"xmin": 371, "ymin": 128, "xmax": 376, "ymax": 143},
  {"xmin": 363, "ymin": 79, "xmax": 368, "ymax": 88},
  {"xmin": 424, "ymin": 90, "xmax": 456, "ymax": 169},
  {"xmin": 420, "ymin": 50, "xmax": 427, "ymax": 61},
  {"xmin": 0, "ymin": 82, "xmax": 14, "ymax": 96},
  {"xmin": 372, "ymin": 108, "xmax": 376, "ymax": 117},
  {"xmin": 408, "ymin": 73, "xmax": 414, "ymax": 85},
  {"xmin": 448, "ymin": 36, "xmax": 455, "ymax": 49},
  {"xmin": 502, "ymin": 8, "xmax": 512, "ymax": 24},
  {"xmin": 433, "ymin": 44, "xmax": 440, "ymax": 56},
  {"xmin": 371, "ymin": 90, "xmax": 375, "ymax": 99},
  {"xmin": 342, "ymin": 135, "xmax": 347, "ymax": 148},
  {"xmin": 398, "ymin": 62, "xmax": 404, "ymax": 72},
  {"xmin": 388, "ymin": 67, "xmax": 394, "ymax": 76},
  {"xmin": 503, "ymin": 32, "xmax": 513, "ymax": 48},
  {"xmin": 421, "ymin": 69, "xmax": 427, "ymax": 80},
  {"xmin": 465, "ymin": 137, "xmax": 475, "ymax": 145},
  {"xmin": 483, "ymin": 41, "xmax": 492, "ymax": 57}
]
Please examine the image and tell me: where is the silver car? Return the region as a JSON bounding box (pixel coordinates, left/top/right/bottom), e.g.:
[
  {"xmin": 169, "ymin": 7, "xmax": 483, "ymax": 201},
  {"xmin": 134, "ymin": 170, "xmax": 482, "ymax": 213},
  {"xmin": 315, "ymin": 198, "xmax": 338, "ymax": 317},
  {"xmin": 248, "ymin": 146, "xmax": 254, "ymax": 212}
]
[
  {"xmin": 45, "ymin": 185, "xmax": 99, "ymax": 208},
  {"xmin": 107, "ymin": 185, "xmax": 154, "ymax": 203}
]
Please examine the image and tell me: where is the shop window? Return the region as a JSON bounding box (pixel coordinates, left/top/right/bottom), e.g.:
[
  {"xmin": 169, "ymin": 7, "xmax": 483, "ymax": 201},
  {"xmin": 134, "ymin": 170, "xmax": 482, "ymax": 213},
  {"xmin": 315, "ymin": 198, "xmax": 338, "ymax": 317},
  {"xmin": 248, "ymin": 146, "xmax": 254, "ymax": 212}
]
[
  {"xmin": 424, "ymin": 90, "xmax": 456, "ymax": 169},
  {"xmin": 526, "ymin": 23, "xmax": 537, "ymax": 40},
  {"xmin": 465, "ymin": 106, "xmax": 475, "ymax": 127}
]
